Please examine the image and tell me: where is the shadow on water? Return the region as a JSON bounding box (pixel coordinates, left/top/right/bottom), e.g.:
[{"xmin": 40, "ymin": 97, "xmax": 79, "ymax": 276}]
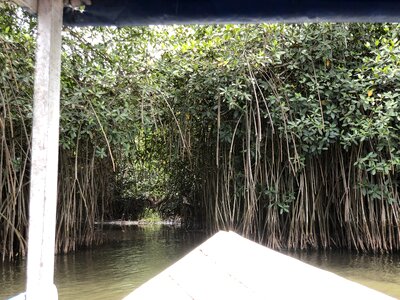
[{"xmin": 1, "ymin": 228, "xmax": 400, "ymax": 299}]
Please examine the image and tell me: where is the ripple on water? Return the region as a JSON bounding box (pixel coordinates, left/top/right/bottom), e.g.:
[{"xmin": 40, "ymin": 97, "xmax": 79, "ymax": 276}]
[
  {"xmin": 286, "ymin": 250, "xmax": 400, "ymax": 299},
  {"xmin": 1, "ymin": 228, "xmax": 399, "ymax": 299}
]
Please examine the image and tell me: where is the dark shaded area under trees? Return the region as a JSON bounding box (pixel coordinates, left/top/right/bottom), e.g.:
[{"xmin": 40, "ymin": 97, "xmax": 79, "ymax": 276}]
[{"xmin": 1, "ymin": 4, "xmax": 400, "ymax": 260}]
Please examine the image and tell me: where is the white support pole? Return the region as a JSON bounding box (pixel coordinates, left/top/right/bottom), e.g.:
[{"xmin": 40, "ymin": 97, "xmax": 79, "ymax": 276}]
[{"xmin": 26, "ymin": 0, "xmax": 63, "ymax": 299}]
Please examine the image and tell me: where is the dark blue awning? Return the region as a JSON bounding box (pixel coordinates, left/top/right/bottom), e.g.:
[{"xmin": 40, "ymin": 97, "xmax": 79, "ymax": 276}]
[{"xmin": 63, "ymin": 0, "xmax": 400, "ymax": 26}]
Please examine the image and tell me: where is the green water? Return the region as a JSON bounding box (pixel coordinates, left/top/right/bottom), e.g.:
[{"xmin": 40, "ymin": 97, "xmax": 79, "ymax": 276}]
[
  {"xmin": 288, "ymin": 250, "xmax": 400, "ymax": 299},
  {"xmin": 1, "ymin": 226, "xmax": 400, "ymax": 299},
  {"xmin": 1, "ymin": 225, "xmax": 207, "ymax": 300}
]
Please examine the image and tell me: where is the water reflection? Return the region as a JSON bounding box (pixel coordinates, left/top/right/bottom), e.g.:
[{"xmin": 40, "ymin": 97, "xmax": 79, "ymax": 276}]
[
  {"xmin": 0, "ymin": 257, "xmax": 26, "ymax": 299},
  {"xmin": 287, "ymin": 250, "xmax": 400, "ymax": 298},
  {"xmin": 1, "ymin": 227, "xmax": 400, "ymax": 299},
  {"xmin": 0, "ymin": 225, "xmax": 207, "ymax": 300},
  {"xmin": 54, "ymin": 225, "xmax": 207, "ymax": 300}
]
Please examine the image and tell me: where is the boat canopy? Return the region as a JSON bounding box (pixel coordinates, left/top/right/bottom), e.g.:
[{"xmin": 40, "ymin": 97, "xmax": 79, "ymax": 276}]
[{"xmin": 63, "ymin": 0, "xmax": 400, "ymax": 27}]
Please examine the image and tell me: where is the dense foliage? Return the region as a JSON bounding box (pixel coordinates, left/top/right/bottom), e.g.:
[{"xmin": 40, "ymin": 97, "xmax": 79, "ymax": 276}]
[
  {"xmin": 149, "ymin": 24, "xmax": 400, "ymax": 251},
  {"xmin": 1, "ymin": 3, "xmax": 400, "ymax": 260}
]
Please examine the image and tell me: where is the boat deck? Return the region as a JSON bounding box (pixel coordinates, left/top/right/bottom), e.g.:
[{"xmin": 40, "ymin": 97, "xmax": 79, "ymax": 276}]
[{"xmin": 124, "ymin": 231, "xmax": 394, "ymax": 300}]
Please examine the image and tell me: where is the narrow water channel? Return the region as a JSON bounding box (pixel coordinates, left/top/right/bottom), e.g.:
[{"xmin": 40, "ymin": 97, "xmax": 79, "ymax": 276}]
[
  {"xmin": 1, "ymin": 225, "xmax": 400, "ymax": 299},
  {"xmin": 1, "ymin": 225, "xmax": 207, "ymax": 300}
]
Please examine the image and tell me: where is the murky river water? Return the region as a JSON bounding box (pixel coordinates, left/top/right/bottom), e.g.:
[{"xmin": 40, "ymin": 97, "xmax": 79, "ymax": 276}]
[{"xmin": 1, "ymin": 225, "xmax": 400, "ymax": 299}]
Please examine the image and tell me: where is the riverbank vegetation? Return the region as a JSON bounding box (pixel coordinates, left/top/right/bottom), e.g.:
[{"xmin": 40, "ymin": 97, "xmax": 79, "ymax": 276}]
[{"xmin": 1, "ymin": 4, "xmax": 400, "ymax": 260}]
